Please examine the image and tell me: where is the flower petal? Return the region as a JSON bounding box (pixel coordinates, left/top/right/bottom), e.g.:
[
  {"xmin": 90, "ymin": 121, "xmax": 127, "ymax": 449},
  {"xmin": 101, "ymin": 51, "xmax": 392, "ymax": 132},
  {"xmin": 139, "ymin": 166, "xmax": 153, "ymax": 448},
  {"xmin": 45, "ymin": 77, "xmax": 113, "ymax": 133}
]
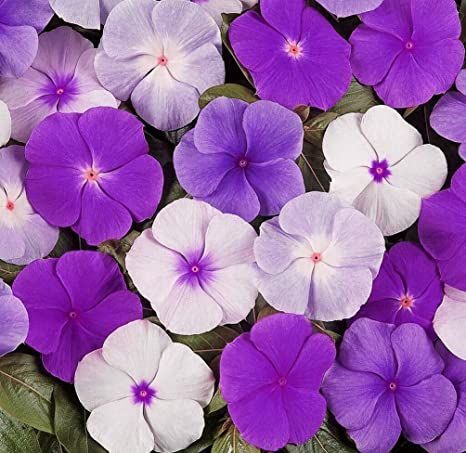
[
  {"xmin": 0, "ymin": 294, "xmax": 28, "ymax": 357},
  {"xmin": 49, "ymin": 0, "xmax": 100, "ymax": 30},
  {"xmin": 0, "ymin": 101, "xmax": 11, "ymax": 146},
  {"xmin": 431, "ymin": 93, "xmax": 466, "ymax": 144}
]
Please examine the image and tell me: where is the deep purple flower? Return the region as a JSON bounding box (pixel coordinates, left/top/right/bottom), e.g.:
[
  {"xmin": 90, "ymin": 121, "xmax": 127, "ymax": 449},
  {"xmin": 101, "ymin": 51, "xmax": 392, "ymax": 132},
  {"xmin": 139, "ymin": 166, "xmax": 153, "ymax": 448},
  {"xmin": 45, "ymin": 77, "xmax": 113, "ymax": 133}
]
[
  {"xmin": 229, "ymin": 0, "xmax": 351, "ymax": 110},
  {"xmin": 354, "ymin": 242, "xmax": 443, "ymax": 337},
  {"xmin": 12, "ymin": 251, "xmax": 143, "ymax": 382},
  {"xmin": 220, "ymin": 313, "xmax": 336, "ymax": 451},
  {"xmin": 322, "ymin": 319, "xmax": 457, "ymax": 452},
  {"xmin": 0, "ymin": 0, "xmax": 52, "ymax": 78},
  {"xmin": 25, "ymin": 107, "xmax": 164, "ymax": 246},
  {"xmin": 174, "ymin": 98, "xmax": 305, "ymax": 221},
  {"xmin": 431, "ymin": 70, "xmax": 466, "ymax": 160},
  {"xmin": 419, "ymin": 164, "xmax": 466, "ymax": 292},
  {"xmin": 350, "ymin": 0, "xmax": 464, "ymax": 108},
  {"xmin": 0, "ymin": 27, "xmax": 118, "ymax": 143},
  {"xmin": 424, "ymin": 342, "xmax": 466, "ymax": 453}
]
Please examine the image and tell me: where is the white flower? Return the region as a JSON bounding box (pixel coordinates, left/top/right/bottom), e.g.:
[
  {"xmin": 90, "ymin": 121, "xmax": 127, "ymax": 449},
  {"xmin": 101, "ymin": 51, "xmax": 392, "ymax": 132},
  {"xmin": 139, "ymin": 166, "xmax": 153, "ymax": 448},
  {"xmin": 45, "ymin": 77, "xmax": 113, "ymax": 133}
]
[
  {"xmin": 0, "ymin": 100, "xmax": 11, "ymax": 147},
  {"xmin": 75, "ymin": 320, "xmax": 215, "ymax": 453},
  {"xmin": 323, "ymin": 105, "xmax": 448, "ymax": 236},
  {"xmin": 193, "ymin": 0, "xmax": 258, "ymax": 26}
]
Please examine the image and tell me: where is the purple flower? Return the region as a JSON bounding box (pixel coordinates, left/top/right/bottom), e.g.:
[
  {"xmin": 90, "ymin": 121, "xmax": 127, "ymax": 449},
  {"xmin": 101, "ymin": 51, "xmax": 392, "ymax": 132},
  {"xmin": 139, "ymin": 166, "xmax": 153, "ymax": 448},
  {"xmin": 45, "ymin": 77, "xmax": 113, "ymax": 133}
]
[
  {"xmin": 174, "ymin": 98, "xmax": 305, "ymax": 221},
  {"xmin": 220, "ymin": 313, "xmax": 335, "ymax": 451},
  {"xmin": 350, "ymin": 0, "xmax": 464, "ymax": 108},
  {"xmin": 25, "ymin": 107, "xmax": 164, "ymax": 246},
  {"xmin": 322, "ymin": 319, "xmax": 457, "ymax": 452},
  {"xmin": 0, "ymin": 145, "xmax": 59, "ymax": 265},
  {"xmin": 431, "ymin": 70, "xmax": 466, "ymax": 160},
  {"xmin": 127, "ymin": 199, "xmax": 258, "ymax": 334},
  {"xmin": 314, "ymin": 0, "xmax": 383, "ymax": 17},
  {"xmin": 0, "ymin": 27, "xmax": 118, "ymax": 143},
  {"xmin": 0, "ymin": 0, "xmax": 52, "ymax": 78},
  {"xmin": 0, "ymin": 279, "xmax": 29, "ymax": 357},
  {"xmin": 424, "ymin": 342, "xmax": 466, "ymax": 453},
  {"xmin": 419, "ymin": 164, "xmax": 466, "ymax": 292},
  {"xmin": 12, "ymin": 251, "xmax": 143, "ymax": 382},
  {"xmin": 229, "ymin": 0, "xmax": 351, "ymax": 110},
  {"xmin": 95, "ymin": 0, "xmax": 225, "ymax": 131},
  {"xmin": 354, "ymin": 242, "xmax": 443, "ymax": 338}
]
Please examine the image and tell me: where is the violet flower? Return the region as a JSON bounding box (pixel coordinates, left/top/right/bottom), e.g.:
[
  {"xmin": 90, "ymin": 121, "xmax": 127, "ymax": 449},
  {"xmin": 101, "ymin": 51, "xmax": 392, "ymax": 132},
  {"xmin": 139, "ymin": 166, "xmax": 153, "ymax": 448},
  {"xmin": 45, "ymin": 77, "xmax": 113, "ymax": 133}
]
[
  {"xmin": 322, "ymin": 318, "xmax": 457, "ymax": 452},
  {"xmin": 0, "ymin": 27, "xmax": 118, "ymax": 143},
  {"xmin": 0, "ymin": 0, "xmax": 53, "ymax": 78},
  {"xmin": 354, "ymin": 242, "xmax": 443, "ymax": 338},
  {"xmin": 229, "ymin": 0, "xmax": 351, "ymax": 110},
  {"xmin": 174, "ymin": 97, "xmax": 305, "ymax": 221},
  {"xmin": 314, "ymin": 0, "xmax": 383, "ymax": 17},
  {"xmin": 350, "ymin": 0, "xmax": 464, "ymax": 108},
  {"xmin": 12, "ymin": 251, "xmax": 143, "ymax": 382},
  {"xmin": 220, "ymin": 313, "xmax": 336, "ymax": 451},
  {"xmin": 25, "ymin": 107, "xmax": 164, "ymax": 246}
]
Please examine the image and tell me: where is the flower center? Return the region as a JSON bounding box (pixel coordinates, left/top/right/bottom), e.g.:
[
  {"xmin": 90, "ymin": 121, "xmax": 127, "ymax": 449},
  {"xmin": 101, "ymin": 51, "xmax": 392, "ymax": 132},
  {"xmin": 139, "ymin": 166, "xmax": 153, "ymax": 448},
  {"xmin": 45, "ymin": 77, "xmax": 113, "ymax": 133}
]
[
  {"xmin": 286, "ymin": 41, "xmax": 302, "ymax": 58},
  {"xmin": 5, "ymin": 200, "xmax": 14, "ymax": 211},
  {"xmin": 278, "ymin": 377, "xmax": 287, "ymax": 386},
  {"xmin": 238, "ymin": 159, "xmax": 248, "ymax": 168},
  {"xmin": 56, "ymin": 88, "xmax": 65, "ymax": 95},
  {"xmin": 68, "ymin": 311, "xmax": 78, "ymax": 319},
  {"xmin": 132, "ymin": 381, "xmax": 156, "ymax": 405},
  {"xmin": 369, "ymin": 159, "xmax": 391, "ymax": 182},
  {"xmin": 84, "ymin": 168, "xmax": 99, "ymax": 182},
  {"xmin": 405, "ymin": 40, "xmax": 414, "ymax": 50},
  {"xmin": 399, "ymin": 295, "xmax": 414, "ymax": 309},
  {"xmin": 311, "ymin": 252, "xmax": 322, "ymax": 263},
  {"xmin": 389, "ymin": 382, "xmax": 397, "ymax": 391},
  {"xmin": 157, "ymin": 55, "xmax": 168, "ymax": 66},
  {"xmin": 191, "ymin": 265, "xmax": 200, "ymax": 273}
]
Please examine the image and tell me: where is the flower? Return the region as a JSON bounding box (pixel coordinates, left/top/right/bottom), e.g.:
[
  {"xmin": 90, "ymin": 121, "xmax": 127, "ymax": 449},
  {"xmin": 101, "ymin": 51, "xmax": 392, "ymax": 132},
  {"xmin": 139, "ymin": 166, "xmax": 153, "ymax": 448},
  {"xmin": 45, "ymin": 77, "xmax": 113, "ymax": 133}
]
[
  {"xmin": 75, "ymin": 319, "xmax": 215, "ymax": 453},
  {"xmin": 430, "ymin": 70, "xmax": 466, "ymax": 160},
  {"xmin": 95, "ymin": 0, "xmax": 225, "ymax": 131},
  {"xmin": 25, "ymin": 107, "xmax": 164, "ymax": 246},
  {"xmin": 350, "ymin": 0, "xmax": 464, "ymax": 108},
  {"xmin": 192, "ymin": 0, "xmax": 257, "ymax": 26},
  {"xmin": 0, "ymin": 146, "xmax": 59, "ymax": 265},
  {"xmin": 323, "ymin": 105, "xmax": 447, "ymax": 236},
  {"xmin": 433, "ymin": 286, "xmax": 466, "ymax": 361},
  {"xmin": 419, "ymin": 164, "xmax": 466, "ymax": 292},
  {"xmin": 126, "ymin": 199, "xmax": 257, "ymax": 334},
  {"xmin": 0, "ymin": 279, "xmax": 29, "ymax": 357},
  {"xmin": 0, "ymin": 0, "xmax": 52, "ymax": 78},
  {"xmin": 174, "ymin": 97, "xmax": 305, "ymax": 221},
  {"xmin": 229, "ymin": 0, "xmax": 351, "ymax": 110},
  {"xmin": 0, "ymin": 27, "xmax": 118, "ymax": 143},
  {"xmin": 314, "ymin": 0, "xmax": 383, "ymax": 17},
  {"xmin": 255, "ymin": 192, "xmax": 384, "ymax": 321},
  {"xmin": 322, "ymin": 318, "xmax": 457, "ymax": 452},
  {"xmin": 220, "ymin": 313, "xmax": 336, "ymax": 451},
  {"xmin": 0, "ymin": 100, "xmax": 10, "ymax": 147},
  {"xmin": 49, "ymin": 0, "xmax": 123, "ymax": 29},
  {"xmin": 424, "ymin": 342, "xmax": 466, "ymax": 453},
  {"xmin": 12, "ymin": 251, "xmax": 143, "ymax": 382},
  {"xmin": 354, "ymin": 242, "xmax": 443, "ymax": 337}
]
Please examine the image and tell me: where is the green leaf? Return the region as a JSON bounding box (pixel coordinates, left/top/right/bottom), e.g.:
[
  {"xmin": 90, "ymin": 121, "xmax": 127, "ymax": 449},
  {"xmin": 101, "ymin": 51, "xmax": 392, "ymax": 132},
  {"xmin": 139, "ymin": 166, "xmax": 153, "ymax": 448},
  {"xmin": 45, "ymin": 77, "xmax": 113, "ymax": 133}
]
[
  {"xmin": 0, "ymin": 261, "xmax": 23, "ymax": 285},
  {"xmin": 98, "ymin": 230, "xmax": 141, "ymax": 273},
  {"xmin": 0, "ymin": 409, "xmax": 42, "ymax": 453},
  {"xmin": 37, "ymin": 432, "xmax": 61, "ymax": 453},
  {"xmin": 212, "ymin": 422, "xmax": 259, "ymax": 453},
  {"xmin": 199, "ymin": 83, "xmax": 258, "ymax": 109},
  {"xmin": 206, "ymin": 388, "xmax": 227, "ymax": 415},
  {"xmin": 403, "ymin": 106, "xmax": 419, "ymax": 118},
  {"xmin": 53, "ymin": 385, "xmax": 106, "ymax": 453},
  {"xmin": 0, "ymin": 354, "xmax": 55, "ymax": 434},
  {"xmin": 49, "ymin": 229, "xmax": 77, "ymax": 259},
  {"xmin": 303, "ymin": 112, "xmax": 339, "ymax": 148},
  {"xmin": 298, "ymin": 142, "xmax": 330, "ymax": 192},
  {"xmin": 461, "ymin": 0, "xmax": 466, "ymax": 43},
  {"xmin": 170, "ymin": 326, "xmax": 240, "ymax": 362}
]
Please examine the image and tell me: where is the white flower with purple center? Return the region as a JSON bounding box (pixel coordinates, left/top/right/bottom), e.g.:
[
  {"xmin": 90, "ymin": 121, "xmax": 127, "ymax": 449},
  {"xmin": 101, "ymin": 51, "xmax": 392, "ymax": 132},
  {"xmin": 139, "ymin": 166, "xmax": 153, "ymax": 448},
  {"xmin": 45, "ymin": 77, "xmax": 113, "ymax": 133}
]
[
  {"xmin": 126, "ymin": 199, "xmax": 258, "ymax": 334},
  {"xmin": 323, "ymin": 105, "xmax": 448, "ymax": 236},
  {"xmin": 75, "ymin": 320, "xmax": 215, "ymax": 453},
  {"xmin": 192, "ymin": 0, "xmax": 257, "ymax": 26}
]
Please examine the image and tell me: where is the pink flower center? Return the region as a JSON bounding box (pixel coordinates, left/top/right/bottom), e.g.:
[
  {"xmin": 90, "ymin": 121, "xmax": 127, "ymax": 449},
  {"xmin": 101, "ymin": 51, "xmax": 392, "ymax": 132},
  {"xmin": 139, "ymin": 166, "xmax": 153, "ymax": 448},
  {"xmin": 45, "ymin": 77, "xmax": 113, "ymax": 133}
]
[
  {"xmin": 389, "ymin": 382, "xmax": 397, "ymax": 391},
  {"xmin": 278, "ymin": 377, "xmax": 287, "ymax": 386},
  {"xmin": 238, "ymin": 159, "xmax": 248, "ymax": 168},
  {"xmin": 5, "ymin": 200, "xmax": 14, "ymax": 211},
  {"xmin": 191, "ymin": 265, "xmax": 200, "ymax": 273},
  {"xmin": 399, "ymin": 295, "xmax": 414, "ymax": 309},
  {"xmin": 84, "ymin": 168, "xmax": 99, "ymax": 182},
  {"xmin": 311, "ymin": 252, "xmax": 321, "ymax": 263},
  {"xmin": 68, "ymin": 311, "xmax": 78, "ymax": 319},
  {"xmin": 286, "ymin": 41, "xmax": 302, "ymax": 58},
  {"xmin": 56, "ymin": 88, "xmax": 65, "ymax": 95},
  {"xmin": 405, "ymin": 40, "xmax": 414, "ymax": 50},
  {"xmin": 157, "ymin": 55, "xmax": 169, "ymax": 66}
]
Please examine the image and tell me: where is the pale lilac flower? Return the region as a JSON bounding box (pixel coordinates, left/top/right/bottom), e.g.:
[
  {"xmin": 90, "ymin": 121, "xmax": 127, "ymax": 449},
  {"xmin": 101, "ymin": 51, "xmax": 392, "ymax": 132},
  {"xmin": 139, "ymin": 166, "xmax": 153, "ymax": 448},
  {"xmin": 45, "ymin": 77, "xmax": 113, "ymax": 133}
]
[
  {"xmin": 127, "ymin": 199, "xmax": 258, "ymax": 334},
  {"xmin": 0, "ymin": 27, "xmax": 118, "ymax": 143},
  {"xmin": 255, "ymin": 192, "xmax": 385, "ymax": 321},
  {"xmin": 323, "ymin": 106, "xmax": 448, "ymax": 236},
  {"xmin": 314, "ymin": 0, "xmax": 383, "ymax": 17},
  {"xmin": 192, "ymin": 0, "xmax": 257, "ymax": 26},
  {"xmin": 75, "ymin": 320, "xmax": 215, "ymax": 453},
  {"xmin": 0, "ymin": 100, "xmax": 11, "ymax": 147},
  {"xmin": 96, "ymin": 0, "xmax": 225, "ymax": 131}
]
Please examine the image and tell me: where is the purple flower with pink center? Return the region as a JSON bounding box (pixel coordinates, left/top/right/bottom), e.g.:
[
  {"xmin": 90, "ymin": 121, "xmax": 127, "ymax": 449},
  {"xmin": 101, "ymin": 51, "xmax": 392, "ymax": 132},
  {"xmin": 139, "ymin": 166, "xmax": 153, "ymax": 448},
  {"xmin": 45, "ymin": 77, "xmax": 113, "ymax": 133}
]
[
  {"xmin": 322, "ymin": 318, "xmax": 457, "ymax": 452},
  {"xmin": 350, "ymin": 0, "xmax": 464, "ymax": 108},
  {"xmin": 75, "ymin": 320, "xmax": 215, "ymax": 453},
  {"xmin": 174, "ymin": 97, "xmax": 305, "ymax": 222},
  {"xmin": 220, "ymin": 313, "xmax": 336, "ymax": 451},
  {"xmin": 12, "ymin": 251, "xmax": 143, "ymax": 382},
  {"xmin": 24, "ymin": 107, "xmax": 164, "ymax": 246},
  {"xmin": 0, "ymin": 26, "xmax": 118, "ymax": 143},
  {"xmin": 354, "ymin": 242, "xmax": 443, "ymax": 338},
  {"xmin": 229, "ymin": 0, "xmax": 351, "ymax": 110},
  {"xmin": 126, "ymin": 199, "xmax": 258, "ymax": 334}
]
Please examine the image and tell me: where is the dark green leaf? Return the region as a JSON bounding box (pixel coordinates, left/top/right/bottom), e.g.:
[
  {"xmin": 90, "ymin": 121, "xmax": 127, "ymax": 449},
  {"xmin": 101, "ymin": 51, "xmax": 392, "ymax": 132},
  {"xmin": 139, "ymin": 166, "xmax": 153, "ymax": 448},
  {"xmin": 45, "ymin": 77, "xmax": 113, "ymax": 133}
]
[
  {"xmin": 461, "ymin": 0, "xmax": 466, "ymax": 43},
  {"xmin": 0, "ymin": 261, "xmax": 23, "ymax": 285},
  {"xmin": 165, "ymin": 124, "xmax": 194, "ymax": 146},
  {"xmin": 299, "ymin": 142, "xmax": 330, "ymax": 192},
  {"xmin": 199, "ymin": 83, "xmax": 258, "ymax": 109},
  {"xmin": 403, "ymin": 106, "xmax": 419, "ymax": 118},
  {"xmin": 49, "ymin": 229, "xmax": 77, "ymax": 259},
  {"xmin": 212, "ymin": 422, "xmax": 259, "ymax": 453},
  {"xmin": 98, "ymin": 230, "xmax": 140, "ymax": 273},
  {"xmin": 303, "ymin": 112, "xmax": 339, "ymax": 147},
  {"xmin": 206, "ymin": 389, "xmax": 227, "ymax": 415},
  {"xmin": 0, "ymin": 354, "xmax": 55, "ymax": 434},
  {"xmin": 311, "ymin": 322, "xmax": 342, "ymax": 343},
  {"xmin": 37, "ymin": 432, "xmax": 61, "ymax": 453},
  {"xmin": 0, "ymin": 409, "xmax": 42, "ymax": 453}
]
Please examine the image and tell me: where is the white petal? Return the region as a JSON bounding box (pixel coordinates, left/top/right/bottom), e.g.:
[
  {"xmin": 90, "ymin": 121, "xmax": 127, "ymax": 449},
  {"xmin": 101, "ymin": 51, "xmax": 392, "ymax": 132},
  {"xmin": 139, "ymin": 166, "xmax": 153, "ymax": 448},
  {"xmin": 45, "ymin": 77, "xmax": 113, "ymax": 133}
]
[
  {"xmin": 360, "ymin": 105, "xmax": 423, "ymax": 164},
  {"xmin": 152, "ymin": 343, "xmax": 215, "ymax": 406},
  {"xmin": 0, "ymin": 101, "xmax": 11, "ymax": 147},
  {"xmin": 87, "ymin": 398, "xmax": 154, "ymax": 453},
  {"xmin": 328, "ymin": 166, "xmax": 373, "ymax": 205},
  {"xmin": 75, "ymin": 349, "xmax": 134, "ymax": 412},
  {"xmin": 196, "ymin": 0, "xmax": 243, "ymax": 26},
  {"xmin": 145, "ymin": 398, "xmax": 205, "ymax": 453},
  {"xmin": 102, "ymin": 320, "xmax": 172, "ymax": 383},
  {"xmin": 323, "ymin": 112, "xmax": 376, "ymax": 171},
  {"xmin": 49, "ymin": 0, "xmax": 101, "ymax": 30},
  {"xmin": 389, "ymin": 144, "xmax": 447, "ymax": 197}
]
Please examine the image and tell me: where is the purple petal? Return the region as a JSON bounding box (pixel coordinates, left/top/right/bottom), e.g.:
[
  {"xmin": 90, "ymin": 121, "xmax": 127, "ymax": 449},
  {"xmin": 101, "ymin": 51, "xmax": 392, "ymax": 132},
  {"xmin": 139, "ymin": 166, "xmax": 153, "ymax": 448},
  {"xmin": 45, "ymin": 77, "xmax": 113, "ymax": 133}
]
[
  {"xmin": 431, "ymin": 92, "xmax": 466, "ymax": 144},
  {"xmin": 451, "ymin": 163, "xmax": 466, "ymax": 200},
  {"xmin": 315, "ymin": 0, "xmax": 383, "ymax": 18},
  {"xmin": 260, "ymin": 0, "xmax": 305, "ymax": 42},
  {"xmin": 0, "ymin": 293, "xmax": 29, "ymax": 357},
  {"xmin": 0, "ymin": 0, "xmax": 52, "ymax": 32}
]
